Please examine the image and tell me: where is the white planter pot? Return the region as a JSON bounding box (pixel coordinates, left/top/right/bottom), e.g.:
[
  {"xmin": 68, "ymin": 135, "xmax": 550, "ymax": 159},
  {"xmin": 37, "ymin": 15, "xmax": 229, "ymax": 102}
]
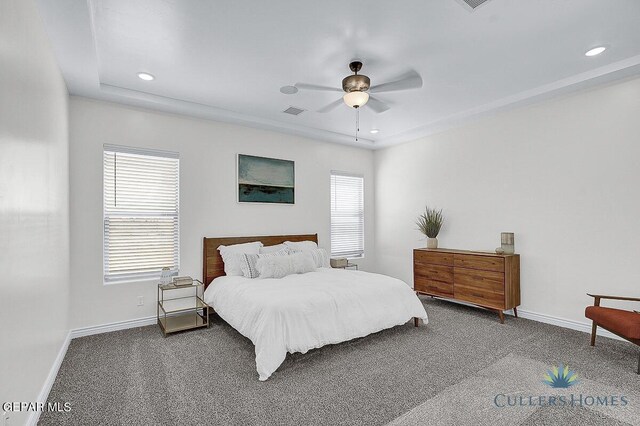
[{"xmin": 427, "ymin": 238, "xmax": 438, "ymax": 249}]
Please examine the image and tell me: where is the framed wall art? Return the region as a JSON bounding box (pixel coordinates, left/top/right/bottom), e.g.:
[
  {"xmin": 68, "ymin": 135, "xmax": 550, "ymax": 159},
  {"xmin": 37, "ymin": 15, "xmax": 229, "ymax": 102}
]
[{"xmin": 237, "ymin": 154, "xmax": 295, "ymax": 204}]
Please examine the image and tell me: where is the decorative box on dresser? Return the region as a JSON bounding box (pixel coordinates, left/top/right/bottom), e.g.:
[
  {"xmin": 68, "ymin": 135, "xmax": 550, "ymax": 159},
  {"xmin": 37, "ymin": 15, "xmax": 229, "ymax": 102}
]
[{"xmin": 413, "ymin": 248, "xmax": 520, "ymax": 323}]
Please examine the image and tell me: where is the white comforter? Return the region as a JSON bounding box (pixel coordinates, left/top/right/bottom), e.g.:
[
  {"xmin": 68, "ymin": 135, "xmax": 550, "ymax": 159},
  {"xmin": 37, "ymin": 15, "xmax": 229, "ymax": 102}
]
[{"xmin": 203, "ymin": 267, "xmax": 428, "ymax": 381}]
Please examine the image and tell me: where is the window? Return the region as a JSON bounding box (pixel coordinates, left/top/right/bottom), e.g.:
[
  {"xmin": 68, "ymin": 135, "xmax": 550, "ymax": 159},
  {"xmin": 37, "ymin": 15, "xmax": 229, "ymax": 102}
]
[
  {"xmin": 103, "ymin": 145, "xmax": 179, "ymax": 283},
  {"xmin": 330, "ymin": 172, "xmax": 364, "ymax": 258}
]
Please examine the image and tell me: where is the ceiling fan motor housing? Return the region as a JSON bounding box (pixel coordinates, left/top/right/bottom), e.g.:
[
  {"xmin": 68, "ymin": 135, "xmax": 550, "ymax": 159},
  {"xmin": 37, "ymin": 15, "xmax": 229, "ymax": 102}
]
[
  {"xmin": 342, "ymin": 61, "xmax": 370, "ymax": 93},
  {"xmin": 342, "ymin": 74, "xmax": 370, "ymax": 93}
]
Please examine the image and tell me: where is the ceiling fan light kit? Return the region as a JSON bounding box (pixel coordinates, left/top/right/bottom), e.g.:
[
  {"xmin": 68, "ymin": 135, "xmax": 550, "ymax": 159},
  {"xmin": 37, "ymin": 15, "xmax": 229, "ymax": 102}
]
[{"xmin": 343, "ymin": 91, "xmax": 369, "ymax": 108}]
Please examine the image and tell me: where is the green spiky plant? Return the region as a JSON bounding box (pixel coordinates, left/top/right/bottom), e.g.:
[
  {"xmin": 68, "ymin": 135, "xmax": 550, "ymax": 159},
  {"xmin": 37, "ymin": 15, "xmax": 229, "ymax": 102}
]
[{"xmin": 416, "ymin": 207, "xmax": 443, "ymax": 238}]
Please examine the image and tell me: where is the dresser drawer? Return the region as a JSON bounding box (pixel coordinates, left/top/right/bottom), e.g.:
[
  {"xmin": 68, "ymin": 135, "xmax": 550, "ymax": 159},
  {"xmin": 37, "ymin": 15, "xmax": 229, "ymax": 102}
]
[
  {"xmin": 454, "ymin": 268, "xmax": 505, "ymax": 293},
  {"xmin": 415, "ymin": 276, "xmax": 453, "ymax": 297},
  {"xmin": 454, "ymin": 284, "xmax": 505, "ymax": 309},
  {"xmin": 414, "ymin": 250, "xmax": 453, "ymax": 267},
  {"xmin": 414, "ymin": 264, "xmax": 453, "ymax": 283},
  {"xmin": 454, "ymin": 254, "xmax": 504, "ymax": 272}
]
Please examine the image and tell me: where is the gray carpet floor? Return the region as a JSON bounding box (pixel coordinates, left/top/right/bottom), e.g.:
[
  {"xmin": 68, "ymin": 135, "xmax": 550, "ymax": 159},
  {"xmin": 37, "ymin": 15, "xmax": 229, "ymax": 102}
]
[{"xmin": 40, "ymin": 297, "xmax": 640, "ymax": 426}]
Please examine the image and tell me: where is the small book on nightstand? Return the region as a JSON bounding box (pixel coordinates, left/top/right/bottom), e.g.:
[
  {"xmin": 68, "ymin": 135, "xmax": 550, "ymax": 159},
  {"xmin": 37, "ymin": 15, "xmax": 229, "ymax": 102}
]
[{"xmin": 172, "ymin": 276, "xmax": 194, "ymax": 287}]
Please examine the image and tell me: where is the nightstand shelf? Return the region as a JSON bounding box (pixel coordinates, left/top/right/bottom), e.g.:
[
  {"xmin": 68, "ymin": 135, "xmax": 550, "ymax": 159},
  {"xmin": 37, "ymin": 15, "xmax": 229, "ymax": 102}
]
[
  {"xmin": 158, "ymin": 311, "xmax": 208, "ymax": 335},
  {"xmin": 157, "ymin": 279, "xmax": 209, "ymax": 336}
]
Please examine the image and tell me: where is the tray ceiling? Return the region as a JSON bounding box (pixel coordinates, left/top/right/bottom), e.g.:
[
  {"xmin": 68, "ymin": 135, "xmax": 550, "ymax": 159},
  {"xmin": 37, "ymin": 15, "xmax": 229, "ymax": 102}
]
[{"xmin": 36, "ymin": 0, "xmax": 640, "ymax": 148}]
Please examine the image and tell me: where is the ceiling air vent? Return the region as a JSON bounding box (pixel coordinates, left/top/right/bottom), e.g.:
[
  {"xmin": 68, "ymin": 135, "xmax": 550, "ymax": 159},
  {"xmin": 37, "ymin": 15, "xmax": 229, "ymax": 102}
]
[
  {"xmin": 282, "ymin": 106, "xmax": 305, "ymax": 116},
  {"xmin": 456, "ymin": 0, "xmax": 491, "ymax": 11}
]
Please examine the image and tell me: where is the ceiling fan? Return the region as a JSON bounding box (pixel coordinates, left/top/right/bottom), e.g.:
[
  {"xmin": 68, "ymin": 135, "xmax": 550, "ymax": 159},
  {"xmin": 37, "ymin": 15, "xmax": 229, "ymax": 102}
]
[{"xmin": 295, "ymin": 61, "xmax": 423, "ymax": 114}]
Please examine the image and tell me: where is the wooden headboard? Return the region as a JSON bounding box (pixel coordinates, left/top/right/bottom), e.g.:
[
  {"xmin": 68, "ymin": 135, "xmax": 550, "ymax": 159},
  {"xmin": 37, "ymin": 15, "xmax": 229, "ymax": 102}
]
[{"xmin": 202, "ymin": 233, "xmax": 318, "ymax": 287}]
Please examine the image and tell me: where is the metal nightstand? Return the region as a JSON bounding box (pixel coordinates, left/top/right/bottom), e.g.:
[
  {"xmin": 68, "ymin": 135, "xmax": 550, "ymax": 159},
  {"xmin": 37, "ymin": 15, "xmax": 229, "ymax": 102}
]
[{"xmin": 157, "ymin": 279, "xmax": 209, "ymax": 337}]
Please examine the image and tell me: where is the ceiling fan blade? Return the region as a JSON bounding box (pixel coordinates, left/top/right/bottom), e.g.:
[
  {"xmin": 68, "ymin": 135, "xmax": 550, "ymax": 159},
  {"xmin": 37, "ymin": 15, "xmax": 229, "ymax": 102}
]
[
  {"xmin": 369, "ymin": 70, "xmax": 423, "ymax": 94},
  {"xmin": 295, "ymin": 83, "xmax": 342, "ymax": 92},
  {"xmin": 366, "ymin": 96, "xmax": 390, "ymax": 113},
  {"xmin": 317, "ymin": 98, "xmax": 344, "ymax": 113}
]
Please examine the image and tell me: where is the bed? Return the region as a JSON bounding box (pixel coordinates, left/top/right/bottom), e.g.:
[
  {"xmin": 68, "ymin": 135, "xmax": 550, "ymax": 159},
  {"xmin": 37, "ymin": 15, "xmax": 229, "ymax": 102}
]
[{"xmin": 202, "ymin": 234, "xmax": 428, "ymax": 380}]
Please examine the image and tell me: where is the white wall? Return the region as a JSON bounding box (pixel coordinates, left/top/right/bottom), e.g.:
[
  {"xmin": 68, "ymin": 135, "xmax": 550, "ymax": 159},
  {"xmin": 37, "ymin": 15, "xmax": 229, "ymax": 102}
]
[
  {"xmin": 374, "ymin": 76, "xmax": 640, "ymax": 324},
  {"xmin": 69, "ymin": 97, "xmax": 375, "ymax": 329},
  {"xmin": 0, "ymin": 0, "xmax": 70, "ymax": 424}
]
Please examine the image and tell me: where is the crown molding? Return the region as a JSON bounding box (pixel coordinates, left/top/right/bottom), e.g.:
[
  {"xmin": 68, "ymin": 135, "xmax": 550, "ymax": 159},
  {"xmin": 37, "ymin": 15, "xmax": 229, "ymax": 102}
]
[{"xmin": 375, "ymin": 55, "xmax": 640, "ymax": 149}]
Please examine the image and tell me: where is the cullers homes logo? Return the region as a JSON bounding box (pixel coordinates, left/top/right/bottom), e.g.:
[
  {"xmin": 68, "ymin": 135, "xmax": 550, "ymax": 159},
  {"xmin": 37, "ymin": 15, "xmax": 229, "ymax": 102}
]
[
  {"xmin": 542, "ymin": 363, "xmax": 579, "ymax": 388},
  {"xmin": 493, "ymin": 363, "xmax": 629, "ymax": 408}
]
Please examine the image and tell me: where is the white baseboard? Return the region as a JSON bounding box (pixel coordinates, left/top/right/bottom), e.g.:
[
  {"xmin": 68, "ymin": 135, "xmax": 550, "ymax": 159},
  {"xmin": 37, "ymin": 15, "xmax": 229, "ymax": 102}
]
[
  {"xmin": 26, "ymin": 306, "xmax": 624, "ymax": 426},
  {"xmin": 25, "ymin": 315, "xmax": 157, "ymax": 425},
  {"xmin": 515, "ymin": 308, "xmax": 624, "ymax": 342},
  {"xmin": 423, "ymin": 295, "xmax": 624, "ymax": 342},
  {"xmin": 26, "ymin": 331, "xmax": 71, "ymax": 426},
  {"xmin": 70, "ymin": 315, "xmax": 157, "ymax": 339}
]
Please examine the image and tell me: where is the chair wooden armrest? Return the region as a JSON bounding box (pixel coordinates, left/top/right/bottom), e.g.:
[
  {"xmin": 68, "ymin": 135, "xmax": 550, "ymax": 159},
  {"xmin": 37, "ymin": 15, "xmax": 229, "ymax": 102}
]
[{"xmin": 587, "ymin": 293, "xmax": 640, "ymax": 307}]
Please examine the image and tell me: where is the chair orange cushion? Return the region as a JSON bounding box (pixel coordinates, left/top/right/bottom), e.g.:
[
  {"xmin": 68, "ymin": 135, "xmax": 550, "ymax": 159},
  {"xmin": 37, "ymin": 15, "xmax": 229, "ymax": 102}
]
[{"xmin": 585, "ymin": 306, "xmax": 640, "ymax": 340}]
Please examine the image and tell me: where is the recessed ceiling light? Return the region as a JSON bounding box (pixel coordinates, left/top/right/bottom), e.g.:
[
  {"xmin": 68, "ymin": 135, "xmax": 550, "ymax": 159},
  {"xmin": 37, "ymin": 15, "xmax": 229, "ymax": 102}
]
[
  {"xmin": 280, "ymin": 85, "xmax": 298, "ymax": 95},
  {"xmin": 137, "ymin": 72, "xmax": 155, "ymax": 81},
  {"xmin": 370, "ymin": 129, "xmax": 379, "ymax": 134},
  {"xmin": 585, "ymin": 46, "xmax": 606, "ymax": 57}
]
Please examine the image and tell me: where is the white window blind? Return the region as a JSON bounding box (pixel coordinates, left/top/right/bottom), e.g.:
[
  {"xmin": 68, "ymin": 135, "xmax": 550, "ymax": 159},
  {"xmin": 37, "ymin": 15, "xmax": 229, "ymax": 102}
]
[
  {"xmin": 330, "ymin": 172, "xmax": 364, "ymax": 258},
  {"xmin": 103, "ymin": 145, "xmax": 179, "ymax": 283}
]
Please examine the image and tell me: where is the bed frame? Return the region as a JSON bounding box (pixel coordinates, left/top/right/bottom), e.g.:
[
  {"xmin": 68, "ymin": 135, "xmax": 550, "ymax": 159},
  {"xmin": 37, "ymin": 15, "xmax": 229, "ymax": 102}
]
[{"xmin": 202, "ymin": 233, "xmax": 318, "ymax": 288}]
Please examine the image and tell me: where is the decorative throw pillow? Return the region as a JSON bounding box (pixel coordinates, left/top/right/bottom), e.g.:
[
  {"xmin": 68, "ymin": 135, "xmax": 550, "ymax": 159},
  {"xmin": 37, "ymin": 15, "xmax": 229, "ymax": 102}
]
[
  {"xmin": 259, "ymin": 243, "xmax": 288, "ymax": 254},
  {"xmin": 256, "ymin": 252, "xmax": 316, "ymax": 279},
  {"xmin": 217, "ymin": 241, "xmax": 263, "ymax": 276},
  {"xmin": 307, "ymin": 248, "xmax": 331, "ymax": 268},
  {"xmin": 284, "ymin": 240, "xmax": 318, "ymax": 252},
  {"xmin": 241, "ymin": 248, "xmax": 291, "ymax": 279}
]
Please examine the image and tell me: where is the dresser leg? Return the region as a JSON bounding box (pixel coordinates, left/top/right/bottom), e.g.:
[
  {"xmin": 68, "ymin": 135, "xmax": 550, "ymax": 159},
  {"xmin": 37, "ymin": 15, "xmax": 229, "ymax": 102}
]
[
  {"xmin": 513, "ymin": 307, "xmax": 518, "ymax": 318},
  {"xmin": 498, "ymin": 311, "xmax": 505, "ymax": 324}
]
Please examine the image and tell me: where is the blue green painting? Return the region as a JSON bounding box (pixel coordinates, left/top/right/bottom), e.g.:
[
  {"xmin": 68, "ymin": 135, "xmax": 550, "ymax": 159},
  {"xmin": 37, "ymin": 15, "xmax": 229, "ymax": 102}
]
[{"xmin": 238, "ymin": 154, "xmax": 295, "ymax": 204}]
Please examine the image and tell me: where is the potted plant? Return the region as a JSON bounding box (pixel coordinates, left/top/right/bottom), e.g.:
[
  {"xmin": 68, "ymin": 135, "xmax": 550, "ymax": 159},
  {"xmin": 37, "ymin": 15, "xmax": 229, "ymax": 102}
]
[{"xmin": 416, "ymin": 206, "xmax": 443, "ymax": 249}]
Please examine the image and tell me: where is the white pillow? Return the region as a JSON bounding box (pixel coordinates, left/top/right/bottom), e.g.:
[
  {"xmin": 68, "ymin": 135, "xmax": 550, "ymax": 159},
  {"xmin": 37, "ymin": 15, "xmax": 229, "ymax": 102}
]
[
  {"xmin": 284, "ymin": 240, "xmax": 318, "ymax": 252},
  {"xmin": 218, "ymin": 241, "xmax": 263, "ymax": 276},
  {"xmin": 259, "ymin": 243, "xmax": 288, "ymax": 254},
  {"xmin": 256, "ymin": 252, "xmax": 316, "ymax": 279},
  {"xmin": 308, "ymin": 248, "xmax": 330, "ymax": 268},
  {"xmin": 241, "ymin": 248, "xmax": 291, "ymax": 279}
]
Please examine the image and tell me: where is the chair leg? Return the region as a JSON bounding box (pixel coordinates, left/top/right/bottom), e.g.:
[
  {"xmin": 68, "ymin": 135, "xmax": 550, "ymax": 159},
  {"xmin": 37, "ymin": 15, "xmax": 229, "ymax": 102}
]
[
  {"xmin": 590, "ymin": 321, "xmax": 597, "ymax": 346},
  {"xmin": 414, "ymin": 317, "xmax": 419, "ymax": 327},
  {"xmin": 637, "ymin": 352, "xmax": 639, "ymax": 375}
]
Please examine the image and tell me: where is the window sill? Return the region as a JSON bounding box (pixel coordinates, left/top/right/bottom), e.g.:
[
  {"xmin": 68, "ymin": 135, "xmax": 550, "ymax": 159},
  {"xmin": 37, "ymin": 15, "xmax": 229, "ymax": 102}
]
[{"xmin": 103, "ymin": 277, "xmax": 160, "ymax": 286}]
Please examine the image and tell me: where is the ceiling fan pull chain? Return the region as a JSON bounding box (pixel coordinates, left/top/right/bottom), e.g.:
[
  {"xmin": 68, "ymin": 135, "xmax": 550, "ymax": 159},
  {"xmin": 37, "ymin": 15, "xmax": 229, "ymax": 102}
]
[{"xmin": 355, "ymin": 108, "xmax": 359, "ymax": 141}]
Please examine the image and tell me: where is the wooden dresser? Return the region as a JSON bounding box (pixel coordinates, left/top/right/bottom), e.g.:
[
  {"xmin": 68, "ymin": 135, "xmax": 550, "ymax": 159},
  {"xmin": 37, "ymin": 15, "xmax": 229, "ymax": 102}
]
[{"xmin": 413, "ymin": 248, "xmax": 520, "ymax": 323}]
